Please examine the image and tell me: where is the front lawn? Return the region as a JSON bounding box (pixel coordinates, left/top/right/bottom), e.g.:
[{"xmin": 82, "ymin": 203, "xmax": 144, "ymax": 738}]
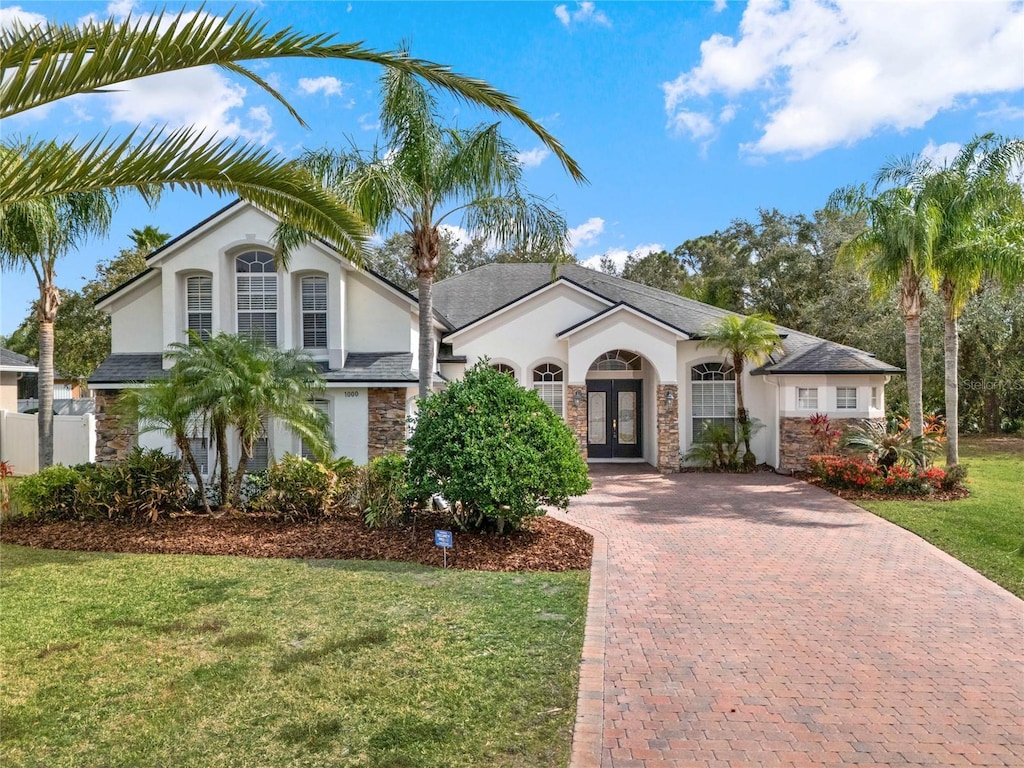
[
  {"xmin": 0, "ymin": 545, "xmax": 588, "ymax": 768},
  {"xmin": 857, "ymin": 437, "xmax": 1024, "ymax": 598}
]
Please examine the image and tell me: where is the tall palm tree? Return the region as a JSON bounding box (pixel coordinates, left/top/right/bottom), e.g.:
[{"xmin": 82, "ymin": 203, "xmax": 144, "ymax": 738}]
[
  {"xmin": 876, "ymin": 135, "xmax": 1024, "ymax": 465},
  {"xmin": 0, "ymin": 192, "xmax": 114, "ymax": 468},
  {"xmin": 289, "ymin": 67, "xmax": 575, "ymax": 398},
  {"xmin": 1, "ymin": 8, "xmax": 583, "ymax": 258},
  {"xmin": 168, "ymin": 334, "xmax": 332, "ymax": 509},
  {"xmin": 698, "ymin": 314, "xmax": 781, "ymax": 467},
  {"xmin": 829, "ymin": 184, "xmax": 941, "ymax": 462}
]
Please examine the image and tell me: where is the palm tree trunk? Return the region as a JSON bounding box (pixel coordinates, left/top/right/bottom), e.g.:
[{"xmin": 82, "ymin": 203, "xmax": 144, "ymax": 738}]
[
  {"xmin": 215, "ymin": 419, "xmax": 229, "ymax": 508},
  {"xmin": 734, "ymin": 359, "xmax": 751, "ymax": 458},
  {"xmin": 943, "ymin": 307, "xmax": 959, "ymax": 466},
  {"xmin": 414, "ymin": 226, "xmax": 441, "ymax": 400},
  {"xmin": 36, "ymin": 279, "xmax": 60, "ymax": 469},
  {"xmin": 176, "ymin": 435, "xmax": 211, "ymax": 514},
  {"xmin": 231, "ymin": 452, "xmax": 249, "ymax": 509},
  {"xmin": 904, "ymin": 311, "xmax": 925, "ymax": 467}
]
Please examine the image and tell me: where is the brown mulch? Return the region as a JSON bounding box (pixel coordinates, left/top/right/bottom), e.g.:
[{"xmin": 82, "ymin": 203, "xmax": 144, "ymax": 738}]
[
  {"xmin": 795, "ymin": 473, "xmax": 971, "ymax": 502},
  {"xmin": 0, "ymin": 511, "xmax": 593, "ymax": 572}
]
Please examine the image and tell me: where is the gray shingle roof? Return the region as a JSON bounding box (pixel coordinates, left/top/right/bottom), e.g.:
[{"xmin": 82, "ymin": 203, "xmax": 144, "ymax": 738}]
[
  {"xmin": 431, "ymin": 263, "xmax": 901, "ymax": 375},
  {"xmin": 89, "ymin": 354, "xmax": 167, "ymax": 384},
  {"xmin": 0, "ymin": 347, "xmax": 36, "ymax": 371},
  {"xmin": 320, "ymin": 352, "xmax": 418, "ymax": 383}
]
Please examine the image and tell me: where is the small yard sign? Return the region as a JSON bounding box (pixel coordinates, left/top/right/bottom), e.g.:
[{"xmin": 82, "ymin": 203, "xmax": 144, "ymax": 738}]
[{"xmin": 434, "ymin": 529, "xmax": 453, "ymax": 568}]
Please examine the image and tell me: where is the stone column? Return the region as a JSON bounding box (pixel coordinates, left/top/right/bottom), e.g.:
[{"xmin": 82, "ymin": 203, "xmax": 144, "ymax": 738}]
[
  {"xmin": 656, "ymin": 384, "xmax": 680, "ymax": 474},
  {"xmin": 565, "ymin": 384, "xmax": 588, "ymax": 461},
  {"xmin": 94, "ymin": 389, "xmax": 136, "ymax": 465},
  {"xmin": 367, "ymin": 388, "xmax": 407, "ymax": 458}
]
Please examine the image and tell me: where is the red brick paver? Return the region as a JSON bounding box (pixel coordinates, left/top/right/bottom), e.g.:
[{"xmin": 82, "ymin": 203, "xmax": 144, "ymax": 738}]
[{"xmin": 555, "ymin": 467, "xmax": 1024, "ymax": 768}]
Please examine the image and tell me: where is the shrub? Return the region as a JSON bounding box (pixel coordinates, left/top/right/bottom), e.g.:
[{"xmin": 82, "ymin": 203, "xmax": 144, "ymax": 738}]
[
  {"xmin": 406, "ymin": 361, "xmax": 590, "ymax": 534},
  {"xmin": 940, "ymin": 463, "xmax": 969, "ymax": 491},
  {"xmin": 12, "ymin": 464, "xmax": 81, "ymax": 520},
  {"xmin": 809, "ymin": 454, "xmax": 950, "ymax": 496},
  {"xmin": 685, "ymin": 424, "xmax": 740, "ymax": 471},
  {"xmin": 257, "ymin": 454, "xmax": 345, "ymax": 520},
  {"xmin": 358, "ymin": 454, "xmax": 409, "ymax": 529},
  {"xmin": 75, "ymin": 448, "xmax": 190, "ymax": 522},
  {"xmin": 809, "ymin": 413, "xmax": 842, "ymax": 454}
]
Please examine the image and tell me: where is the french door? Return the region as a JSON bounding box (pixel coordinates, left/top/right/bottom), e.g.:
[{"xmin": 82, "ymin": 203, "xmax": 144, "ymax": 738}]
[{"xmin": 586, "ymin": 380, "xmax": 642, "ymax": 459}]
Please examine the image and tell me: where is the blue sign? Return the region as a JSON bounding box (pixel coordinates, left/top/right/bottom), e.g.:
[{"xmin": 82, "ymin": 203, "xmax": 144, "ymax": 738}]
[{"xmin": 434, "ymin": 530, "xmax": 453, "ymax": 548}]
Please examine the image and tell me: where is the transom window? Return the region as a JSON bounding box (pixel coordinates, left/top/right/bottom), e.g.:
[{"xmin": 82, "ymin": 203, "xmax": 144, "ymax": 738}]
[
  {"xmin": 186, "ymin": 275, "xmax": 212, "ymax": 343},
  {"xmin": 691, "ymin": 362, "xmax": 736, "ymax": 441},
  {"xmin": 236, "ymin": 250, "xmax": 277, "ymax": 345},
  {"xmin": 491, "ymin": 363, "xmax": 515, "ymax": 376},
  {"xmin": 301, "ymin": 275, "xmax": 328, "ymax": 349},
  {"xmin": 533, "ymin": 363, "xmax": 564, "ymax": 416},
  {"xmin": 797, "ymin": 387, "xmax": 819, "ymax": 410},
  {"xmin": 589, "ymin": 350, "xmax": 642, "ymax": 372},
  {"xmin": 836, "ymin": 387, "xmax": 857, "ymax": 410}
]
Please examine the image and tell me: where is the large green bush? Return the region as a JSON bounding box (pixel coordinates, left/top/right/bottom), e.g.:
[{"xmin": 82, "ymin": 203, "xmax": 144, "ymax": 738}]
[
  {"xmin": 406, "ymin": 361, "xmax": 590, "ymax": 533},
  {"xmin": 12, "ymin": 464, "xmax": 80, "ymax": 520},
  {"xmin": 254, "ymin": 454, "xmax": 353, "ymax": 520},
  {"xmin": 358, "ymin": 453, "xmax": 409, "ymax": 529}
]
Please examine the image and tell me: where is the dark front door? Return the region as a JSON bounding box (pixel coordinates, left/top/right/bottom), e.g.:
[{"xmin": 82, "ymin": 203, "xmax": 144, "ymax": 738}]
[{"xmin": 587, "ymin": 380, "xmax": 642, "ymax": 459}]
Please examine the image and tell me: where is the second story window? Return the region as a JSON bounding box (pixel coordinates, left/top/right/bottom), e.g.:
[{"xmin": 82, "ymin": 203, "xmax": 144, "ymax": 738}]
[
  {"xmin": 301, "ymin": 276, "xmax": 328, "ymax": 349},
  {"xmin": 236, "ymin": 250, "xmax": 277, "ymax": 345},
  {"xmin": 186, "ymin": 275, "xmax": 212, "ymax": 342}
]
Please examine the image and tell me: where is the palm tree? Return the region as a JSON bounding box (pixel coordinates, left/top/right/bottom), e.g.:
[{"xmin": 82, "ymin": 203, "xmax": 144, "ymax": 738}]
[
  {"xmin": 829, "ymin": 184, "xmax": 941, "ymax": 462},
  {"xmin": 120, "ymin": 378, "xmax": 212, "ymax": 514},
  {"xmin": 0, "ymin": 192, "xmax": 114, "ymax": 468},
  {"xmin": 1, "ymin": 8, "xmax": 582, "ymax": 257},
  {"xmin": 289, "ymin": 67, "xmax": 575, "ymax": 398},
  {"xmin": 168, "ymin": 334, "xmax": 332, "ymax": 509},
  {"xmin": 698, "ymin": 314, "xmax": 781, "ymax": 468},
  {"xmin": 876, "ymin": 135, "xmax": 1024, "ymax": 465}
]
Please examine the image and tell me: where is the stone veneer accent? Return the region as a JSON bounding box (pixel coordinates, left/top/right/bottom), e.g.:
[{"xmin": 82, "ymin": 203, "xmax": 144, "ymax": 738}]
[
  {"xmin": 565, "ymin": 384, "xmax": 588, "ymax": 461},
  {"xmin": 656, "ymin": 384, "xmax": 680, "ymax": 474},
  {"xmin": 778, "ymin": 416, "xmax": 867, "ymax": 471},
  {"xmin": 367, "ymin": 388, "xmax": 407, "ymax": 458},
  {"xmin": 94, "ymin": 389, "xmax": 136, "ymax": 465}
]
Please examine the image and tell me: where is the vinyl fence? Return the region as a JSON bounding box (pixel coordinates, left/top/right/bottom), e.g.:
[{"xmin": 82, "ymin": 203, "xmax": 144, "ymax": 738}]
[{"xmin": 0, "ymin": 410, "xmax": 96, "ymax": 475}]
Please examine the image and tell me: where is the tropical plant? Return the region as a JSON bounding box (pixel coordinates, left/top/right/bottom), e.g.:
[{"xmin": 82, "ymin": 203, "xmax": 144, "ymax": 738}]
[
  {"xmin": 256, "ymin": 454, "xmax": 347, "ymax": 520},
  {"xmin": 684, "ymin": 423, "xmax": 740, "ymax": 471},
  {"xmin": 876, "ymin": 134, "xmax": 1024, "ymax": 465},
  {"xmin": 0, "ymin": 192, "xmax": 114, "ymax": 469},
  {"xmin": 359, "ymin": 453, "xmax": 410, "ymax": 529},
  {"xmin": 843, "ymin": 419, "xmax": 939, "ymax": 474},
  {"xmin": 286, "ymin": 66, "xmax": 576, "ymax": 398},
  {"xmin": 2, "ymin": 8, "xmax": 582, "ymax": 263},
  {"xmin": 406, "ymin": 361, "xmax": 590, "ymax": 533},
  {"xmin": 165, "ymin": 333, "xmax": 333, "ymax": 509},
  {"xmin": 830, "ymin": 178, "xmax": 942, "ymax": 465},
  {"xmin": 809, "ymin": 413, "xmax": 842, "ymax": 454},
  {"xmin": 698, "ymin": 314, "xmax": 781, "ymax": 468}
]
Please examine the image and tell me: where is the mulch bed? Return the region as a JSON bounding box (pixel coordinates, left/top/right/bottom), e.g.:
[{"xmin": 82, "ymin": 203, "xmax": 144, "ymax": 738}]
[
  {"xmin": 0, "ymin": 511, "xmax": 593, "ymax": 572},
  {"xmin": 795, "ymin": 473, "xmax": 971, "ymax": 502}
]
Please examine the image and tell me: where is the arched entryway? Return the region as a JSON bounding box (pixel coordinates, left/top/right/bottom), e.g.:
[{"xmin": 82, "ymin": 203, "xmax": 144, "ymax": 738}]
[{"xmin": 584, "ymin": 350, "xmax": 649, "ymax": 461}]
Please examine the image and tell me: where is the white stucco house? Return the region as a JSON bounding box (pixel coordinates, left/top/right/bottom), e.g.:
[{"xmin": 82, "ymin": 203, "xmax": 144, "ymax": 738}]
[{"xmin": 91, "ymin": 201, "xmax": 900, "ymax": 473}]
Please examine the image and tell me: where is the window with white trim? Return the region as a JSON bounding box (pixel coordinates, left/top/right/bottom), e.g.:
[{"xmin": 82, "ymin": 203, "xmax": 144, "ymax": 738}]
[
  {"xmin": 186, "ymin": 275, "xmax": 212, "ymax": 342},
  {"xmin": 491, "ymin": 362, "xmax": 515, "ymax": 376},
  {"xmin": 301, "ymin": 275, "xmax": 328, "ymax": 349},
  {"xmin": 691, "ymin": 362, "xmax": 736, "ymax": 441},
  {"xmin": 533, "ymin": 363, "xmax": 564, "ymax": 416},
  {"xmin": 836, "ymin": 387, "xmax": 857, "ymax": 410},
  {"xmin": 301, "ymin": 399, "xmax": 330, "ymax": 460},
  {"xmin": 797, "ymin": 387, "xmax": 819, "ymax": 410},
  {"xmin": 236, "ymin": 251, "xmax": 277, "ymax": 345},
  {"xmin": 589, "ymin": 350, "xmax": 642, "ymax": 371},
  {"xmin": 871, "ymin": 387, "xmax": 880, "ymax": 409}
]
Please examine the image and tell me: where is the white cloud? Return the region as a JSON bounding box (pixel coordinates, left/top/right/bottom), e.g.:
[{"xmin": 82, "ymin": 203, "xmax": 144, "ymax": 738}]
[
  {"xmin": 554, "ymin": 2, "xmax": 611, "ymax": 29},
  {"xmin": 662, "ymin": 0, "xmax": 1024, "ymax": 157},
  {"xmin": 358, "ymin": 113, "xmax": 380, "ymax": 131},
  {"xmin": 439, "ymin": 224, "xmax": 473, "ymax": 251},
  {"xmin": 107, "ymin": 0, "xmax": 136, "ymax": 17},
  {"xmin": 718, "ymin": 104, "xmax": 738, "ymax": 124},
  {"xmin": 568, "ymin": 217, "xmax": 605, "ymax": 250},
  {"xmin": 581, "ymin": 242, "xmax": 663, "ymax": 272},
  {"xmin": 0, "ymin": 6, "xmax": 46, "ymax": 30},
  {"xmin": 713, "ymin": 0, "xmax": 728, "ymax": 12},
  {"xmin": 920, "ymin": 140, "xmax": 961, "ymax": 169},
  {"xmin": 516, "ymin": 147, "xmax": 550, "ymax": 169},
  {"xmin": 298, "ymin": 76, "xmax": 345, "ymax": 98}
]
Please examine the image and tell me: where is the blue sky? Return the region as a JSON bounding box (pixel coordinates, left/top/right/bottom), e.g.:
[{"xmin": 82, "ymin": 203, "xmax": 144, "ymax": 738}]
[{"xmin": 2, "ymin": 0, "xmax": 1023, "ymax": 335}]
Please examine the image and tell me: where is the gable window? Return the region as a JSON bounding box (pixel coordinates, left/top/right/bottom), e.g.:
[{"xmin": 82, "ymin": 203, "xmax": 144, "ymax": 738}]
[
  {"xmin": 836, "ymin": 387, "xmax": 857, "ymax": 410},
  {"xmin": 691, "ymin": 362, "xmax": 735, "ymax": 441},
  {"xmin": 797, "ymin": 387, "xmax": 819, "ymax": 410},
  {"xmin": 301, "ymin": 399, "xmax": 330, "ymax": 460},
  {"xmin": 236, "ymin": 250, "xmax": 277, "ymax": 345},
  {"xmin": 186, "ymin": 275, "xmax": 212, "ymax": 342},
  {"xmin": 533, "ymin": 363, "xmax": 564, "ymax": 416},
  {"xmin": 301, "ymin": 276, "xmax": 328, "ymax": 349}
]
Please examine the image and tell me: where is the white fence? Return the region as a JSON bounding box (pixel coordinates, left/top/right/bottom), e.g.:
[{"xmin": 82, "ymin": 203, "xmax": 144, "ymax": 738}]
[
  {"xmin": 18, "ymin": 398, "xmax": 96, "ymax": 416},
  {"xmin": 0, "ymin": 410, "xmax": 96, "ymax": 475}
]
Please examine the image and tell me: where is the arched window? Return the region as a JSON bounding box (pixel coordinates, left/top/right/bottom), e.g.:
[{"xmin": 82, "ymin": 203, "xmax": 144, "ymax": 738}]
[
  {"xmin": 300, "ymin": 275, "xmax": 328, "ymax": 349},
  {"xmin": 533, "ymin": 363, "xmax": 564, "ymax": 416},
  {"xmin": 691, "ymin": 362, "xmax": 736, "ymax": 441},
  {"xmin": 589, "ymin": 350, "xmax": 642, "ymax": 371},
  {"xmin": 491, "ymin": 362, "xmax": 515, "ymax": 376},
  {"xmin": 236, "ymin": 250, "xmax": 277, "ymax": 345}
]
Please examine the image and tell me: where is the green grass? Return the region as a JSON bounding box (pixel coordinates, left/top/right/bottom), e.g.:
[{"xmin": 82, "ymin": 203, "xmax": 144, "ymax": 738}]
[
  {"xmin": 0, "ymin": 546, "xmax": 588, "ymax": 768},
  {"xmin": 857, "ymin": 436, "xmax": 1024, "ymax": 598}
]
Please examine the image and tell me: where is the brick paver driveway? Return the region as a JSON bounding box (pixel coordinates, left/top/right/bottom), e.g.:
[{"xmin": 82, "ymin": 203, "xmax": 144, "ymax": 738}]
[{"xmin": 556, "ymin": 466, "xmax": 1023, "ymax": 768}]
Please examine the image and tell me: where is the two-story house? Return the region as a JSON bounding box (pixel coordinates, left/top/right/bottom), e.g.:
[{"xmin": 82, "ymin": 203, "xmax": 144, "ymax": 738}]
[{"xmin": 91, "ymin": 201, "xmax": 900, "ymax": 473}]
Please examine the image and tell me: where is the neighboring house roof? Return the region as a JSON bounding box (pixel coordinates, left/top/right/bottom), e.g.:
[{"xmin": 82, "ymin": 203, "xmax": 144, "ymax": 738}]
[
  {"xmin": 432, "ymin": 263, "xmax": 901, "ymax": 375},
  {"xmin": 89, "ymin": 351, "xmax": 419, "ymax": 385},
  {"xmin": 0, "ymin": 347, "xmax": 38, "ymax": 373}
]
